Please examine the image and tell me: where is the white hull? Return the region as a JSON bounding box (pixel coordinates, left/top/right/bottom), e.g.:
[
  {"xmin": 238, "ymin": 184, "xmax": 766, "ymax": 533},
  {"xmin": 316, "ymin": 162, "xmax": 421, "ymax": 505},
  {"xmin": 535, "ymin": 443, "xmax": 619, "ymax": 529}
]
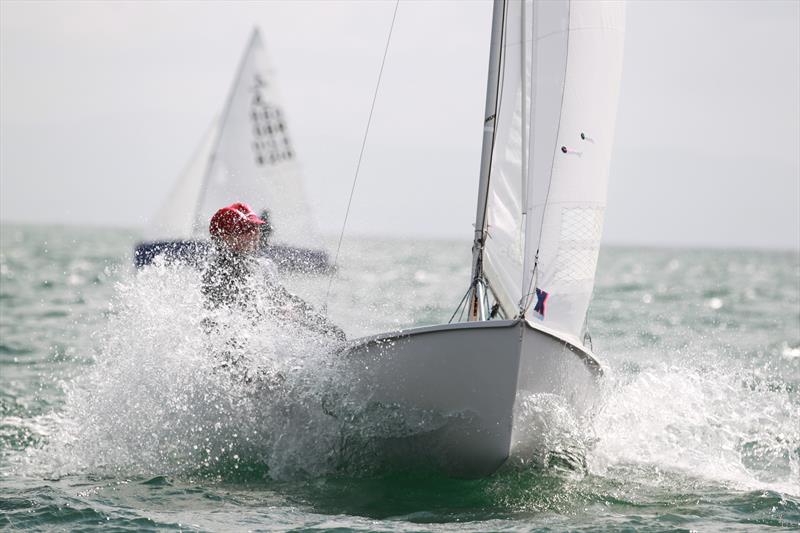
[{"xmin": 344, "ymin": 319, "xmax": 603, "ymax": 477}]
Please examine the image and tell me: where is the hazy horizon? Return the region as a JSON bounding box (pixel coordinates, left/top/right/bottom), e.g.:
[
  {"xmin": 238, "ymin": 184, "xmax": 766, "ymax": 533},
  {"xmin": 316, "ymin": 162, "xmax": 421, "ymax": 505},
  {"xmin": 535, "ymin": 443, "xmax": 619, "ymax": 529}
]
[{"xmin": 2, "ymin": 217, "xmax": 798, "ymax": 255}]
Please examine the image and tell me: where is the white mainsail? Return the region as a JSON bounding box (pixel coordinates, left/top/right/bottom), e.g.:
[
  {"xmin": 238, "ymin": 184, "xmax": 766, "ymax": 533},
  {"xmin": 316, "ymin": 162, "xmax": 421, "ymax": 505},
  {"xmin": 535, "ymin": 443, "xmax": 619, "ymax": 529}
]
[
  {"xmin": 481, "ymin": 0, "xmax": 625, "ymax": 342},
  {"xmin": 144, "ymin": 28, "xmax": 323, "ymax": 254}
]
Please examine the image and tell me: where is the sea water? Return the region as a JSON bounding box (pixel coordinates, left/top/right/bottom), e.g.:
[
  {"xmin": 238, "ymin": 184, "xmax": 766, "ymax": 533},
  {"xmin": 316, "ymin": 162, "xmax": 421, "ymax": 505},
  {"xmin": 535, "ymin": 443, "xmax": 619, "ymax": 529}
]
[{"xmin": 1, "ymin": 223, "xmax": 798, "ymax": 531}]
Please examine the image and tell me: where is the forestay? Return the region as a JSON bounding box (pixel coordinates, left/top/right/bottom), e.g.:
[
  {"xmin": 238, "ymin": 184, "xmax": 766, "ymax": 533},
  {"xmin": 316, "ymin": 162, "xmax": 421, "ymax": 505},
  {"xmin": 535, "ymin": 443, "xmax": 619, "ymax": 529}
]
[
  {"xmin": 481, "ymin": 0, "xmax": 625, "ymax": 341},
  {"xmin": 194, "ymin": 29, "xmax": 321, "ymax": 251}
]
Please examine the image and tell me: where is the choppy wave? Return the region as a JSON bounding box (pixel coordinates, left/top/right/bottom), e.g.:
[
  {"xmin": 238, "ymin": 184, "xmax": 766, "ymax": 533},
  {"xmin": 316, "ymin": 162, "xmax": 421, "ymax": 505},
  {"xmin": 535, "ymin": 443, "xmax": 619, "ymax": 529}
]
[
  {"xmin": 6, "ymin": 257, "xmax": 794, "ymax": 501},
  {"xmin": 592, "ymin": 359, "xmax": 800, "ymax": 496}
]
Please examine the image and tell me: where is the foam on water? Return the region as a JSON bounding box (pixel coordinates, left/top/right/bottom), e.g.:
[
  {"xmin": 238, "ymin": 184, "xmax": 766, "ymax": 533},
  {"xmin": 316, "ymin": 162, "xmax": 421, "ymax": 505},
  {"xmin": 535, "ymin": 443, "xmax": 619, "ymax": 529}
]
[{"xmin": 591, "ymin": 357, "xmax": 800, "ymax": 496}]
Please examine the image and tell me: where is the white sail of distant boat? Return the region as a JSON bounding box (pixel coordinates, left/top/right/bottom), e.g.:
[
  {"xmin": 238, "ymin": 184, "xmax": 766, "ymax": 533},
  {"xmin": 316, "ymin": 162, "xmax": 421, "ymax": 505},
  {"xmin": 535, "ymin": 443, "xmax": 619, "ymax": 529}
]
[
  {"xmin": 145, "ymin": 119, "xmax": 220, "ymax": 242},
  {"xmin": 137, "ymin": 28, "xmax": 328, "ymax": 270},
  {"xmin": 343, "ymin": 0, "xmax": 625, "ymax": 477}
]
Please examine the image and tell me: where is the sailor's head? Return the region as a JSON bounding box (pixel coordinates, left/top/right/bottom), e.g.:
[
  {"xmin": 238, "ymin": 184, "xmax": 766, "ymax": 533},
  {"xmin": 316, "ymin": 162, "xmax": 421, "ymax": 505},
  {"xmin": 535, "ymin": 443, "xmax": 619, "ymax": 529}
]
[{"xmin": 209, "ymin": 202, "xmax": 266, "ymax": 253}]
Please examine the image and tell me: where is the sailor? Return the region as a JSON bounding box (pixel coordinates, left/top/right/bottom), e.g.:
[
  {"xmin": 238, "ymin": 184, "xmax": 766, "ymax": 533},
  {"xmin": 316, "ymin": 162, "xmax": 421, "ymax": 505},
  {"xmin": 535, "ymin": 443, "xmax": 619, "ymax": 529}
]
[{"xmin": 201, "ymin": 202, "xmax": 345, "ymax": 340}]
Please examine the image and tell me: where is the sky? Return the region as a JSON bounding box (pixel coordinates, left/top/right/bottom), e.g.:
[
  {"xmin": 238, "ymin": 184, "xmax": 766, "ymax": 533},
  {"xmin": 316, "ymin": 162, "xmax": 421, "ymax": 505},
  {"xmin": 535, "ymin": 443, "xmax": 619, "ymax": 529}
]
[{"xmin": 1, "ymin": 0, "xmax": 798, "ymax": 249}]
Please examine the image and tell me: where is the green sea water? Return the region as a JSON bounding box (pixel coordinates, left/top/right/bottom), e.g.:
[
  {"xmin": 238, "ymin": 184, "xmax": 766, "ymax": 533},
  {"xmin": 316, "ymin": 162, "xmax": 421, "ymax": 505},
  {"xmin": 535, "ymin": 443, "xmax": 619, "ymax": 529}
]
[{"xmin": 1, "ymin": 223, "xmax": 798, "ymax": 531}]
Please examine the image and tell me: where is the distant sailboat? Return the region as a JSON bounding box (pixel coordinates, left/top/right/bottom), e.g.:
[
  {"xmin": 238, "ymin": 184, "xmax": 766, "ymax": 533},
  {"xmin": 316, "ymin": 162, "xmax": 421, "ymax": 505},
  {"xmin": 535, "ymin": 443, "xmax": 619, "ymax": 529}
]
[
  {"xmin": 135, "ymin": 28, "xmax": 329, "ymax": 272},
  {"xmin": 343, "ymin": 0, "xmax": 625, "ymax": 477}
]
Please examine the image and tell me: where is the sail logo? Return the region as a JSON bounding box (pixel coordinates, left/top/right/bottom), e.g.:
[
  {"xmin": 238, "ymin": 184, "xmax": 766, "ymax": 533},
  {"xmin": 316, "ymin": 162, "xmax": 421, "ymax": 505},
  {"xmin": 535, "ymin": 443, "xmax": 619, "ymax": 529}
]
[{"xmin": 249, "ymin": 75, "xmax": 294, "ymax": 167}]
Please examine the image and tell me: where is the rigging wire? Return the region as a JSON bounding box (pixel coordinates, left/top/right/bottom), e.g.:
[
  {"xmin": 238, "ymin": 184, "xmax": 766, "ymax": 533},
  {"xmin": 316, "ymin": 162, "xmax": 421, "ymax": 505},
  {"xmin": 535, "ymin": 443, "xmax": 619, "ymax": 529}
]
[
  {"xmin": 323, "ymin": 0, "xmax": 400, "ymax": 311},
  {"xmin": 448, "ymin": 286, "xmax": 472, "ymax": 324}
]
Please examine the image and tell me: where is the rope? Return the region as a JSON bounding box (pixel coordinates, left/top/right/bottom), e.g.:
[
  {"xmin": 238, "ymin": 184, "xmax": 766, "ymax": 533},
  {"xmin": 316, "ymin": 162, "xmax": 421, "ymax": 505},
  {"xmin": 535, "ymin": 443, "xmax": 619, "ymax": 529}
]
[{"xmin": 323, "ymin": 0, "xmax": 400, "ymax": 310}]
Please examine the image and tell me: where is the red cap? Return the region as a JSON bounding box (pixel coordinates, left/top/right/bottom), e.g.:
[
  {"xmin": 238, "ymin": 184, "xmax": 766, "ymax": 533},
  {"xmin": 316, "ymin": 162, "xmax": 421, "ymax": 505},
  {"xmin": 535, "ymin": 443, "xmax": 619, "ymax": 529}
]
[
  {"xmin": 209, "ymin": 202, "xmax": 265, "ymax": 241},
  {"xmin": 228, "ymin": 202, "xmax": 263, "ymax": 221}
]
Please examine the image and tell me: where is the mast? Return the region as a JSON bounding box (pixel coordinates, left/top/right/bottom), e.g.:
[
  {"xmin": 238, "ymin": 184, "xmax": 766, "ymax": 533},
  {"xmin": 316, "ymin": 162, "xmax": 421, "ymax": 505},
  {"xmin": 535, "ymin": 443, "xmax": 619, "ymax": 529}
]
[{"xmin": 468, "ymin": 0, "xmax": 506, "ymax": 321}]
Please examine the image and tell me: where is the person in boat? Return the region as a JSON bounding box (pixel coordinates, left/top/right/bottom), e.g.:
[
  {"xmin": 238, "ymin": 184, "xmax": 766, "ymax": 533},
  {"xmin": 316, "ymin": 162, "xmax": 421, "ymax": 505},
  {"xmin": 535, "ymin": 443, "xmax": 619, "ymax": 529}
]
[{"xmin": 201, "ymin": 202, "xmax": 345, "ymax": 341}]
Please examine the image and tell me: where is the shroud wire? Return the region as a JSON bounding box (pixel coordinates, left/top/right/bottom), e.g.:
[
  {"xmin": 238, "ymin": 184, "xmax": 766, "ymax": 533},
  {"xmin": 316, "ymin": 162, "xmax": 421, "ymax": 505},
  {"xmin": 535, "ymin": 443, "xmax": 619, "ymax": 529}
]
[{"xmin": 324, "ymin": 0, "xmax": 400, "ymax": 312}]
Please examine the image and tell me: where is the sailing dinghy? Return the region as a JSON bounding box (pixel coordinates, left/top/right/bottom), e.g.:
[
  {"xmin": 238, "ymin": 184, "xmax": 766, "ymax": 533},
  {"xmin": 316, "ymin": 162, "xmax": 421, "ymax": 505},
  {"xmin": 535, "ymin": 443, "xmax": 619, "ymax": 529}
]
[
  {"xmin": 135, "ymin": 28, "xmax": 329, "ymax": 272},
  {"xmin": 343, "ymin": 0, "xmax": 625, "ymax": 477}
]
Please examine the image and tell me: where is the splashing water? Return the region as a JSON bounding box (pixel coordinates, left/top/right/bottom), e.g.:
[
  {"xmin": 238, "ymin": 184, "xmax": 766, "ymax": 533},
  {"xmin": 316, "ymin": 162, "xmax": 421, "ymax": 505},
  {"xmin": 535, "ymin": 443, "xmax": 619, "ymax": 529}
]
[
  {"xmin": 591, "ymin": 358, "xmax": 799, "ymax": 496},
  {"xmin": 508, "ymin": 393, "xmax": 594, "ymax": 474},
  {"xmin": 20, "ymin": 259, "xmax": 358, "ymax": 481},
  {"xmin": 22, "ymin": 257, "xmax": 795, "ymax": 498},
  {"xmin": 22, "ymin": 257, "xmax": 474, "ymax": 483}
]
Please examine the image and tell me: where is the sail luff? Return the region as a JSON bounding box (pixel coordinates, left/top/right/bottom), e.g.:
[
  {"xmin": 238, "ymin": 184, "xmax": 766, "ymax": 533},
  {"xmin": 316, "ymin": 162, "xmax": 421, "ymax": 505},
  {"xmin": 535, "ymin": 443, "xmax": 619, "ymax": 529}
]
[
  {"xmin": 469, "ymin": 0, "xmax": 508, "ymax": 321},
  {"xmin": 192, "ymin": 28, "xmax": 261, "ymax": 235}
]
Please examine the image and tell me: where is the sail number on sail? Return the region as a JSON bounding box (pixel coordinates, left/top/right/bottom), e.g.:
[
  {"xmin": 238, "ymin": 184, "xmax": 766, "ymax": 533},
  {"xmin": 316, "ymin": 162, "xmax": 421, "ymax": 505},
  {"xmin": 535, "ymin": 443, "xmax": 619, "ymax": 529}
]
[{"xmin": 250, "ymin": 74, "xmax": 293, "ymax": 167}]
